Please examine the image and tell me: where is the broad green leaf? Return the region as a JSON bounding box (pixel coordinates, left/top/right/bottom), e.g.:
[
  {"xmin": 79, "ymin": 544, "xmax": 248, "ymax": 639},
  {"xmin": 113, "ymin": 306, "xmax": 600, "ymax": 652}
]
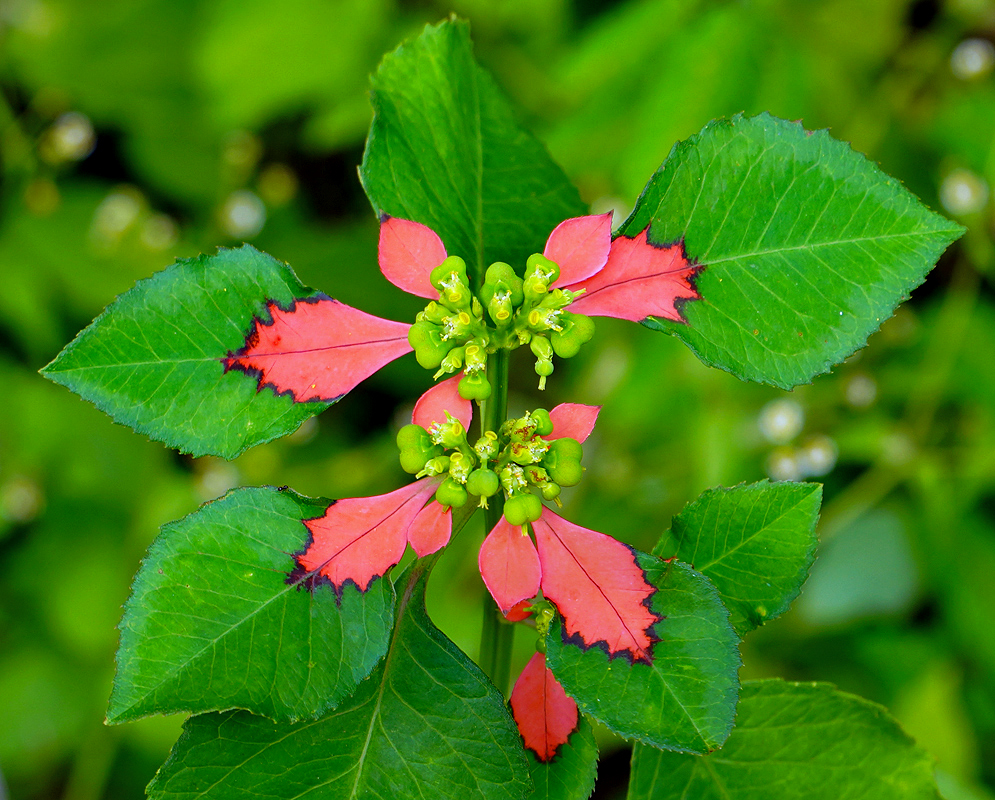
[
  {"xmin": 41, "ymin": 246, "xmax": 329, "ymax": 459},
  {"xmin": 148, "ymin": 563, "xmax": 530, "ymax": 800},
  {"xmin": 524, "ymin": 714, "xmax": 598, "ymax": 800},
  {"xmin": 360, "ymin": 18, "xmax": 585, "ymax": 286},
  {"xmin": 622, "ymin": 113, "xmax": 964, "ymax": 389},
  {"xmin": 628, "ymin": 679, "xmax": 941, "ymax": 800},
  {"xmin": 656, "ymin": 481, "xmax": 822, "ymax": 636},
  {"xmin": 545, "ymin": 559, "xmax": 740, "ymax": 754},
  {"xmin": 108, "ymin": 487, "xmax": 393, "ymax": 724}
]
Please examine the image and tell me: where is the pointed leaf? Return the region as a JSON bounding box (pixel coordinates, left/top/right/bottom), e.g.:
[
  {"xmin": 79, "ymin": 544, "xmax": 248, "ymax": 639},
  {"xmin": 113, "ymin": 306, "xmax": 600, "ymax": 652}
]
[
  {"xmin": 148, "ymin": 564, "xmax": 531, "ymax": 800},
  {"xmin": 360, "ymin": 19, "xmax": 585, "ymax": 285},
  {"xmin": 290, "ymin": 478, "xmax": 438, "ymax": 596},
  {"xmin": 622, "ymin": 113, "xmax": 964, "ymax": 388},
  {"xmin": 547, "ymin": 403, "xmax": 601, "ymax": 443},
  {"xmin": 108, "ymin": 487, "xmax": 394, "ymax": 724},
  {"xmin": 567, "ymin": 229, "xmax": 701, "ymax": 323},
  {"xmin": 224, "ymin": 296, "xmax": 412, "ymax": 403},
  {"xmin": 546, "ymin": 559, "xmax": 740, "ymax": 754},
  {"xmin": 480, "ymin": 517, "xmax": 542, "ymax": 615},
  {"xmin": 41, "ymin": 246, "xmax": 344, "ymax": 458},
  {"xmin": 628, "ymin": 679, "xmax": 942, "ymax": 800},
  {"xmin": 378, "ymin": 214, "xmax": 448, "ymax": 299},
  {"xmin": 545, "ymin": 213, "xmax": 613, "ymax": 287},
  {"xmin": 532, "ymin": 509, "xmax": 659, "ymax": 663},
  {"xmin": 657, "ymin": 481, "xmax": 822, "ymax": 636},
  {"xmin": 412, "ymin": 373, "xmax": 473, "ymax": 431},
  {"xmin": 407, "ymin": 500, "xmax": 452, "ymax": 558}
]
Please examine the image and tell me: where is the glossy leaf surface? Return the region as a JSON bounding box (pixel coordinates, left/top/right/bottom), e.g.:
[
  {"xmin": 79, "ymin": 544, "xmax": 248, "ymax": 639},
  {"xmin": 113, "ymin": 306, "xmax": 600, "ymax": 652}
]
[
  {"xmin": 41, "ymin": 246, "xmax": 330, "ymax": 458},
  {"xmin": 658, "ymin": 481, "xmax": 822, "ymax": 635},
  {"xmin": 545, "ymin": 558, "xmax": 740, "ymax": 754},
  {"xmin": 108, "ymin": 487, "xmax": 394, "ymax": 724},
  {"xmin": 628, "ymin": 679, "xmax": 941, "ymax": 800},
  {"xmin": 148, "ymin": 564, "xmax": 530, "ymax": 800},
  {"xmin": 625, "ymin": 113, "xmax": 964, "ymax": 388},
  {"xmin": 360, "ymin": 18, "xmax": 585, "ymax": 285}
]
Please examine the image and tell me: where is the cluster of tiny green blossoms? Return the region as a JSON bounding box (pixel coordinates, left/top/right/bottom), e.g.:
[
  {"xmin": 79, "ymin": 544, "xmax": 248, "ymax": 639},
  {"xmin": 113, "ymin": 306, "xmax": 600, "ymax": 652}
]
[
  {"xmin": 407, "ymin": 253, "xmax": 595, "ymax": 397},
  {"xmin": 397, "ymin": 409, "xmax": 584, "ymax": 525}
]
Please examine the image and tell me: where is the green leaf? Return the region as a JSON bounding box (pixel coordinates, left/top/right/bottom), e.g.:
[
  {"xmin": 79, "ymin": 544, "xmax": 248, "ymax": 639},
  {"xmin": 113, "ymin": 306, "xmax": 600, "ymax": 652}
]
[
  {"xmin": 656, "ymin": 481, "xmax": 822, "ymax": 636},
  {"xmin": 360, "ymin": 18, "xmax": 585, "ymax": 286},
  {"xmin": 525, "ymin": 714, "xmax": 598, "ymax": 800},
  {"xmin": 545, "ymin": 558, "xmax": 740, "ymax": 754},
  {"xmin": 41, "ymin": 246, "xmax": 328, "ymax": 459},
  {"xmin": 108, "ymin": 487, "xmax": 393, "ymax": 724},
  {"xmin": 148, "ymin": 563, "xmax": 531, "ymax": 800},
  {"xmin": 623, "ymin": 113, "xmax": 964, "ymax": 389},
  {"xmin": 628, "ymin": 679, "xmax": 942, "ymax": 800}
]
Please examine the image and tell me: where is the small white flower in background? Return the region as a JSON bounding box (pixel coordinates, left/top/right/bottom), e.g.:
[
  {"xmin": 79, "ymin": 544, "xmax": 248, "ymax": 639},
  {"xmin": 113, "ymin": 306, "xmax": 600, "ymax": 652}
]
[
  {"xmin": 940, "ymin": 168, "xmax": 988, "ymax": 216},
  {"xmin": 798, "ymin": 435, "xmax": 838, "ymax": 477},
  {"xmin": 758, "ymin": 398, "xmax": 804, "ymax": 445},
  {"xmin": 140, "ymin": 213, "xmax": 179, "ymax": 251},
  {"xmin": 845, "ymin": 373, "xmax": 877, "ymax": 409},
  {"xmin": 951, "ymin": 38, "xmax": 995, "ymax": 80},
  {"xmin": 1, "ymin": 477, "xmax": 43, "ymax": 523},
  {"xmin": 766, "ymin": 447, "xmax": 803, "ymax": 482},
  {"xmin": 91, "ymin": 188, "xmax": 143, "ymax": 244},
  {"xmin": 220, "ymin": 190, "xmax": 266, "ymax": 239}
]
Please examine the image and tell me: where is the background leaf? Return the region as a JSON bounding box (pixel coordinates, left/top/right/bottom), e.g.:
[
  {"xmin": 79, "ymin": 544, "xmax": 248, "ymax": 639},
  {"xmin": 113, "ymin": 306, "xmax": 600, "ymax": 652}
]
[
  {"xmin": 147, "ymin": 562, "xmax": 530, "ymax": 800},
  {"xmin": 545, "ymin": 558, "xmax": 740, "ymax": 754},
  {"xmin": 108, "ymin": 487, "xmax": 394, "ymax": 724},
  {"xmin": 655, "ymin": 480, "xmax": 822, "ymax": 635},
  {"xmin": 360, "ymin": 18, "xmax": 585, "ymax": 286},
  {"xmin": 622, "ymin": 113, "xmax": 964, "ymax": 388},
  {"xmin": 627, "ymin": 679, "xmax": 942, "ymax": 800},
  {"xmin": 41, "ymin": 246, "xmax": 329, "ymax": 459}
]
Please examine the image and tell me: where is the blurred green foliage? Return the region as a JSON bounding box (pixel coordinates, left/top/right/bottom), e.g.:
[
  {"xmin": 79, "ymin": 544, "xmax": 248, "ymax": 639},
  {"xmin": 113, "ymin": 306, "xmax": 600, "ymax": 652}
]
[{"xmin": 1, "ymin": 0, "xmax": 995, "ymax": 798}]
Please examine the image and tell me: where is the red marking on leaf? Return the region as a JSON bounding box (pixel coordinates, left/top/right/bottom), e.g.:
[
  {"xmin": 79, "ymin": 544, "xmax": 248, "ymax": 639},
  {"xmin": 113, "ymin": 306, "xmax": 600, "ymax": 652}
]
[
  {"xmin": 544, "ymin": 213, "xmax": 613, "ymax": 287},
  {"xmin": 566, "ymin": 228, "xmax": 702, "ymax": 323},
  {"xmin": 288, "ymin": 478, "xmax": 438, "ymax": 597},
  {"xmin": 224, "ymin": 296, "xmax": 412, "ymax": 403},
  {"xmin": 479, "ymin": 517, "xmax": 542, "ymax": 615},
  {"xmin": 378, "ymin": 215, "xmax": 447, "ymax": 299},
  {"xmin": 503, "ymin": 600, "xmax": 532, "ymax": 622},
  {"xmin": 412, "ymin": 374, "xmax": 472, "ymax": 431},
  {"xmin": 532, "ymin": 508, "xmax": 659, "ymax": 663},
  {"xmin": 510, "ymin": 651, "xmax": 579, "ymax": 762},
  {"xmin": 547, "ymin": 403, "xmax": 600, "ymax": 443},
  {"xmin": 407, "ymin": 500, "xmax": 451, "ymax": 557}
]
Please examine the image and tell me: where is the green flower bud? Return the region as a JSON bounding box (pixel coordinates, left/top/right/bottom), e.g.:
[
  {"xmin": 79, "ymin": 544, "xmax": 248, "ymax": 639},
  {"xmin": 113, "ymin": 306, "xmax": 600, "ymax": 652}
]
[
  {"xmin": 430, "ymin": 413, "xmax": 466, "ymax": 449},
  {"xmin": 419, "ymin": 455, "xmax": 451, "ymax": 477},
  {"xmin": 430, "ymin": 255, "xmax": 468, "ymax": 291},
  {"xmin": 550, "ymin": 313, "xmax": 595, "ymax": 359},
  {"xmin": 467, "ymin": 467, "xmax": 500, "ymax": 498},
  {"xmin": 463, "ymin": 340, "xmax": 488, "ymax": 373},
  {"xmin": 435, "ymin": 477, "xmax": 468, "ymax": 509},
  {"xmin": 418, "ymin": 301, "xmax": 449, "ymax": 324},
  {"xmin": 504, "ymin": 492, "xmax": 542, "ymax": 526},
  {"xmin": 540, "ymin": 481, "xmax": 561, "ymax": 501},
  {"xmin": 523, "ymin": 273, "xmax": 550, "ymax": 305},
  {"xmin": 500, "ymin": 464, "xmax": 528, "ymax": 494},
  {"xmin": 409, "ymin": 320, "xmax": 453, "ymax": 369},
  {"xmin": 397, "ymin": 423, "xmax": 431, "ymax": 450},
  {"xmin": 441, "ymin": 311, "xmax": 474, "ymax": 341},
  {"xmin": 481, "ymin": 262, "xmax": 524, "ymax": 306},
  {"xmin": 527, "ymin": 307, "xmax": 563, "ymax": 333},
  {"xmin": 525, "ymin": 465, "xmax": 550, "ymax": 485},
  {"xmin": 448, "ymin": 451, "xmax": 472, "ymax": 484},
  {"xmin": 474, "ymin": 431, "xmax": 499, "ymax": 462},
  {"xmin": 525, "ymin": 253, "xmax": 560, "ymax": 285},
  {"xmin": 531, "ymin": 408, "xmax": 553, "ymax": 437},
  {"xmin": 458, "ymin": 371, "xmax": 491, "ymax": 401},
  {"xmin": 435, "ymin": 346, "xmax": 465, "ymax": 378},
  {"xmin": 487, "ymin": 290, "xmax": 514, "ymax": 327},
  {"xmin": 530, "ymin": 335, "xmax": 553, "ymax": 361}
]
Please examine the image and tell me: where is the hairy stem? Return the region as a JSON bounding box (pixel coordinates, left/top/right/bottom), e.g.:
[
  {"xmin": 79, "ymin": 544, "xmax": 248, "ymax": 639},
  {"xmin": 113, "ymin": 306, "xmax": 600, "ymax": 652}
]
[{"xmin": 478, "ymin": 349, "xmax": 515, "ymax": 694}]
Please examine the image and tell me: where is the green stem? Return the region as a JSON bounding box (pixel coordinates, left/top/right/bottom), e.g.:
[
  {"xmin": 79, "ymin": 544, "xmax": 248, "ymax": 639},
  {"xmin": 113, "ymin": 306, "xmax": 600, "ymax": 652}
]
[{"xmin": 478, "ymin": 349, "xmax": 515, "ymax": 695}]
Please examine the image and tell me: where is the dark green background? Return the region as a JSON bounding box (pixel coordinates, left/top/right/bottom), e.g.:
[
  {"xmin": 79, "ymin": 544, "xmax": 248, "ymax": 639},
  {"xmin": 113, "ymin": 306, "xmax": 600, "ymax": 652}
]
[{"xmin": 1, "ymin": 1, "xmax": 993, "ymax": 798}]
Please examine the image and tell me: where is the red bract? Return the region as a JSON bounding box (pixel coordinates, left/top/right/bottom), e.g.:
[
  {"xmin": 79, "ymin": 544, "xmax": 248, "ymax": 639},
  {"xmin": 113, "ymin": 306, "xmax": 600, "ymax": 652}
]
[
  {"xmin": 227, "ymin": 213, "xmax": 701, "ymax": 406},
  {"xmin": 478, "ymin": 403, "xmax": 662, "ymax": 663},
  {"xmin": 288, "ymin": 379, "xmax": 466, "ymax": 596},
  {"xmin": 510, "ymin": 651, "xmax": 579, "ymax": 762}
]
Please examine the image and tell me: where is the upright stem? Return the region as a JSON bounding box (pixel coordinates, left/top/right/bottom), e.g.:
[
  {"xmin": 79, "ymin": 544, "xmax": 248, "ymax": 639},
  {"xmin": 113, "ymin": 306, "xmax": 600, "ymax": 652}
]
[{"xmin": 478, "ymin": 349, "xmax": 515, "ymax": 695}]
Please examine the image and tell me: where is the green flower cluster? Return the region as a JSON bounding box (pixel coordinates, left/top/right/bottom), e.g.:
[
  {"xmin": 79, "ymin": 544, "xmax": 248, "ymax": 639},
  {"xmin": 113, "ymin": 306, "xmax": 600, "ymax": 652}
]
[
  {"xmin": 396, "ymin": 409, "xmax": 584, "ymax": 525},
  {"xmin": 407, "ymin": 254, "xmax": 595, "ymax": 398}
]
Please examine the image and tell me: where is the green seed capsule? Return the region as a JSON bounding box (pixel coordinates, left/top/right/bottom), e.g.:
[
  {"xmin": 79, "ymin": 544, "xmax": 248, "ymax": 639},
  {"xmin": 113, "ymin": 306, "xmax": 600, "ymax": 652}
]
[
  {"xmin": 435, "ymin": 477, "xmax": 468, "ymax": 509},
  {"xmin": 531, "ymin": 408, "xmax": 553, "ymax": 437},
  {"xmin": 400, "ymin": 445, "xmax": 440, "ymax": 475},
  {"xmin": 504, "ymin": 492, "xmax": 543, "ymax": 526},
  {"xmin": 525, "ymin": 253, "xmax": 561, "ymax": 285},
  {"xmin": 540, "ymin": 482, "xmax": 561, "ymax": 501},
  {"xmin": 467, "ymin": 468, "xmax": 500, "ymax": 498},
  {"xmin": 397, "ymin": 424, "xmax": 431, "ymax": 450},
  {"xmin": 544, "ymin": 438, "xmax": 584, "ymax": 487},
  {"xmin": 458, "ymin": 371, "xmax": 492, "ymax": 401},
  {"xmin": 481, "ymin": 262, "xmax": 524, "ymax": 306},
  {"xmin": 550, "ymin": 313, "xmax": 595, "ymax": 359},
  {"xmin": 430, "ymin": 255, "xmax": 468, "ymax": 291},
  {"xmin": 409, "ymin": 320, "xmax": 452, "ymax": 369}
]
